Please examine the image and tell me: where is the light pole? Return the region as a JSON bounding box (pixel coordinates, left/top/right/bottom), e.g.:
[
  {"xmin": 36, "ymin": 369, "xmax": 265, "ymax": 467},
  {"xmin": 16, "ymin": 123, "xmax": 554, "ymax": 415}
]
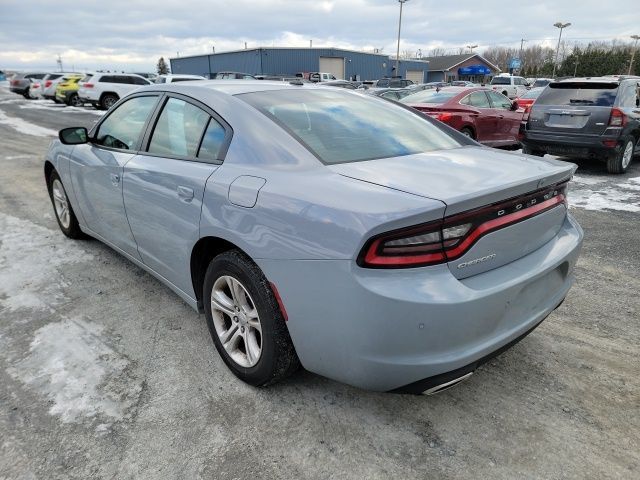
[
  {"xmin": 628, "ymin": 34, "xmax": 640, "ymax": 75},
  {"xmin": 552, "ymin": 22, "xmax": 571, "ymax": 78},
  {"xmin": 395, "ymin": 0, "xmax": 409, "ymax": 77},
  {"xmin": 467, "ymin": 44, "xmax": 478, "ymax": 53}
]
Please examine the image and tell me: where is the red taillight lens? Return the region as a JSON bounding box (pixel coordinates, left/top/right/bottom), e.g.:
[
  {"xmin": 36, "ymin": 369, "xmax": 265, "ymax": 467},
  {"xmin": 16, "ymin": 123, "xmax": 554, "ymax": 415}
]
[
  {"xmin": 435, "ymin": 112, "xmax": 453, "ymax": 122},
  {"xmin": 11, "ymin": 80, "xmax": 18, "ymax": 86},
  {"xmin": 608, "ymin": 107, "xmax": 626, "ymax": 127},
  {"xmin": 358, "ymin": 181, "xmax": 568, "ymax": 268},
  {"xmin": 83, "ymin": 83, "xmax": 94, "ymax": 88},
  {"xmin": 45, "ymin": 80, "xmax": 52, "ymax": 88}
]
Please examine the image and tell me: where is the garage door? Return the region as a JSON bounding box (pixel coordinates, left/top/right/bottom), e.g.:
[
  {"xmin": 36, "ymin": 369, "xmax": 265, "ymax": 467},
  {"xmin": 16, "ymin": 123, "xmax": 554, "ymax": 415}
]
[
  {"xmin": 406, "ymin": 70, "xmax": 425, "ymax": 84},
  {"xmin": 319, "ymin": 57, "xmax": 345, "ymax": 80}
]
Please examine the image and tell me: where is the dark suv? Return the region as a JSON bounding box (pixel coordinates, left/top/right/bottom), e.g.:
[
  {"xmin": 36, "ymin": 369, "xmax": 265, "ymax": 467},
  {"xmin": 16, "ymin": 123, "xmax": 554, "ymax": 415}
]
[{"xmin": 522, "ymin": 76, "xmax": 640, "ymax": 173}]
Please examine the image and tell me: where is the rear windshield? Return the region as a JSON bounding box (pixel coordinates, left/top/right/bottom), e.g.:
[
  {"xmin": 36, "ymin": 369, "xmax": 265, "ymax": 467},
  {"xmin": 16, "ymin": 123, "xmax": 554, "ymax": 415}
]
[
  {"xmin": 171, "ymin": 78, "xmax": 200, "ymax": 82},
  {"xmin": 532, "ymin": 79, "xmax": 551, "ymax": 88},
  {"xmin": 400, "ymin": 89, "xmax": 459, "ymax": 104},
  {"xmin": 535, "ymin": 82, "xmax": 619, "ymax": 107},
  {"xmin": 520, "ymin": 88, "xmax": 544, "ymax": 99},
  {"xmin": 82, "ymin": 75, "xmax": 93, "ymax": 82},
  {"xmin": 490, "ymin": 77, "xmax": 511, "ymax": 85},
  {"xmin": 239, "ymin": 89, "xmax": 461, "ymax": 164}
]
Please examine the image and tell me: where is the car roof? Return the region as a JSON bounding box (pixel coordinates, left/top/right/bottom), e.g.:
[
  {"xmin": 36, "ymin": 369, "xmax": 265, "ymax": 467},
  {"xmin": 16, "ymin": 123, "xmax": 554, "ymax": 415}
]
[
  {"xmin": 553, "ymin": 76, "xmax": 623, "ymax": 84},
  {"xmin": 139, "ymin": 79, "xmax": 321, "ymax": 96}
]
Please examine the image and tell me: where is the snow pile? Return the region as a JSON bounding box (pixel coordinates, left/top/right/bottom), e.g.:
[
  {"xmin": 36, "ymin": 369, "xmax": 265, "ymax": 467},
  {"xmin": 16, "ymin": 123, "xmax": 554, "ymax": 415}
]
[
  {"xmin": 0, "ymin": 212, "xmax": 93, "ymax": 311},
  {"xmin": 569, "ymin": 176, "xmax": 640, "ymax": 213},
  {"xmin": 8, "ymin": 318, "xmax": 141, "ymax": 423},
  {"xmin": 0, "ymin": 108, "xmax": 57, "ymax": 136}
]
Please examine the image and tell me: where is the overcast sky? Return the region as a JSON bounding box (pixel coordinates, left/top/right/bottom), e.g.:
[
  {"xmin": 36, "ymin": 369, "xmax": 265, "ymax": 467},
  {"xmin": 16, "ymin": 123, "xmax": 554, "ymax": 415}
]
[{"xmin": 1, "ymin": 0, "xmax": 638, "ymax": 72}]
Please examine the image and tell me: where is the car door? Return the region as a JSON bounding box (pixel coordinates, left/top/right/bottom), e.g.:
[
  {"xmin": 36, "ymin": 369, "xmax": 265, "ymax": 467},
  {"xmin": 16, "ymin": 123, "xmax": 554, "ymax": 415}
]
[
  {"xmin": 460, "ymin": 91, "xmax": 495, "ymax": 143},
  {"xmin": 487, "ymin": 90, "xmax": 521, "ymax": 145},
  {"xmin": 69, "ymin": 94, "xmax": 160, "ymax": 257},
  {"xmin": 123, "ymin": 94, "xmax": 232, "ymax": 297}
]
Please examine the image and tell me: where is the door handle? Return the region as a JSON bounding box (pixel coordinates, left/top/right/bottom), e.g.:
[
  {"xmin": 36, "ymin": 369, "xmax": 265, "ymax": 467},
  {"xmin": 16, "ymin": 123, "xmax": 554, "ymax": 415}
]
[
  {"xmin": 177, "ymin": 185, "xmax": 194, "ymax": 202},
  {"xmin": 110, "ymin": 173, "xmax": 120, "ymax": 186}
]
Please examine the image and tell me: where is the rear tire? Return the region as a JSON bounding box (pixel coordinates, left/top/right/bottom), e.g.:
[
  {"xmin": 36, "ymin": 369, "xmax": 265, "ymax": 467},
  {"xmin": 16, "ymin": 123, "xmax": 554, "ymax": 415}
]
[
  {"xmin": 460, "ymin": 127, "xmax": 475, "ymax": 139},
  {"xmin": 606, "ymin": 136, "xmax": 634, "ymax": 174},
  {"xmin": 67, "ymin": 93, "xmax": 82, "ymax": 107},
  {"xmin": 203, "ymin": 250, "xmax": 299, "ymax": 387},
  {"xmin": 47, "ymin": 171, "xmax": 85, "ymax": 239},
  {"xmin": 100, "ymin": 93, "xmax": 119, "ymax": 110},
  {"xmin": 22, "ymin": 88, "xmax": 30, "ymax": 99}
]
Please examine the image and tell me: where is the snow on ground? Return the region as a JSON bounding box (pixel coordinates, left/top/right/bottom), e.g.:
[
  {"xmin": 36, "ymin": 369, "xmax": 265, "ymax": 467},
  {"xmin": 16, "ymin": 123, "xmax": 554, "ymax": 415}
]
[
  {"xmin": 0, "ymin": 212, "xmax": 93, "ymax": 312},
  {"xmin": 0, "ymin": 109, "xmax": 57, "ymax": 136},
  {"xmin": 569, "ymin": 175, "xmax": 640, "ymax": 213},
  {"xmin": 7, "ymin": 317, "xmax": 141, "ymax": 423},
  {"xmin": 17, "ymin": 99, "xmax": 106, "ymax": 116}
]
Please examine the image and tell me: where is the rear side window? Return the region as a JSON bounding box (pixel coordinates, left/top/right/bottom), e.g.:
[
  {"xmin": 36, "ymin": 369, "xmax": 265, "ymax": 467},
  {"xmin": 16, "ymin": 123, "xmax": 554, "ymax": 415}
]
[
  {"xmin": 95, "ymin": 96, "xmax": 158, "ymax": 150},
  {"xmin": 132, "ymin": 76, "xmax": 148, "ymax": 85},
  {"xmin": 536, "ymin": 82, "xmax": 619, "ymax": 107},
  {"xmin": 148, "ymin": 98, "xmax": 210, "ymax": 158},
  {"xmin": 401, "ymin": 89, "xmax": 458, "ymax": 104},
  {"xmin": 461, "ymin": 91, "xmax": 491, "ymax": 108},
  {"xmin": 99, "ymin": 75, "xmax": 115, "ymax": 83},
  {"xmin": 198, "ymin": 118, "xmax": 227, "ymax": 161},
  {"xmin": 240, "ymin": 89, "xmax": 461, "ymax": 165}
]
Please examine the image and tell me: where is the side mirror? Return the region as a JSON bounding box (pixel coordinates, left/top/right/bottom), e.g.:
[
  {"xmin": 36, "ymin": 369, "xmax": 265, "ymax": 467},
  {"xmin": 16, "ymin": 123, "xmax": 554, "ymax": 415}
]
[
  {"xmin": 59, "ymin": 127, "xmax": 88, "ymax": 145},
  {"xmin": 511, "ymin": 101, "xmax": 519, "ymax": 111}
]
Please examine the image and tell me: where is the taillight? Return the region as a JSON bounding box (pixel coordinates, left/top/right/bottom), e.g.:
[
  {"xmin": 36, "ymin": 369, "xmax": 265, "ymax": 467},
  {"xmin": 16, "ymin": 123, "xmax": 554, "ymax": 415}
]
[
  {"xmin": 608, "ymin": 107, "xmax": 626, "ymax": 127},
  {"xmin": 45, "ymin": 80, "xmax": 52, "ymax": 88},
  {"xmin": 358, "ymin": 181, "xmax": 568, "ymax": 268},
  {"xmin": 83, "ymin": 83, "xmax": 94, "ymax": 88},
  {"xmin": 435, "ymin": 112, "xmax": 453, "ymax": 122}
]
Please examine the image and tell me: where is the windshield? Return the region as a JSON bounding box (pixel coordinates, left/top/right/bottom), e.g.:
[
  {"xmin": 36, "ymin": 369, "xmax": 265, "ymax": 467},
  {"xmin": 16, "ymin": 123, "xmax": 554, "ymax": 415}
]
[
  {"xmin": 490, "ymin": 77, "xmax": 511, "ymax": 85},
  {"xmin": 535, "ymin": 82, "xmax": 619, "ymax": 106},
  {"xmin": 240, "ymin": 89, "xmax": 461, "ymax": 165},
  {"xmin": 400, "ymin": 89, "xmax": 459, "ymax": 104}
]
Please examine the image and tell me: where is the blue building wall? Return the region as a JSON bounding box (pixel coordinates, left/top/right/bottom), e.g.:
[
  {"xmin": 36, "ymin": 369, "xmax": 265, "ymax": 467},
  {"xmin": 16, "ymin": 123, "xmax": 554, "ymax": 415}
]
[{"xmin": 170, "ymin": 48, "xmax": 428, "ymax": 82}]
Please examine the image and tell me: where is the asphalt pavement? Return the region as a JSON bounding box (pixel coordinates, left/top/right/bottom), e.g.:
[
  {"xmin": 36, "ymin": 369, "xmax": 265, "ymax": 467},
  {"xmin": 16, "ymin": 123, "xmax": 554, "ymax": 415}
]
[{"xmin": 0, "ymin": 82, "xmax": 638, "ymax": 480}]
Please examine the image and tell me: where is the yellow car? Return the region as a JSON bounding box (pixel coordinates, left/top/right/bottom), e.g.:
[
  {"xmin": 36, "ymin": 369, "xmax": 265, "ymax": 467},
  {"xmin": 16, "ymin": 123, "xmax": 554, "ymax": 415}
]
[{"xmin": 55, "ymin": 74, "xmax": 85, "ymax": 106}]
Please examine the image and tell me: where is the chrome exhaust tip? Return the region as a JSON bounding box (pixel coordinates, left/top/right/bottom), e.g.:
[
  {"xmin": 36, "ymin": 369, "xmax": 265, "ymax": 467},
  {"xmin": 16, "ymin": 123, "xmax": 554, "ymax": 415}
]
[{"xmin": 422, "ymin": 371, "xmax": 474, "ymax": 395}]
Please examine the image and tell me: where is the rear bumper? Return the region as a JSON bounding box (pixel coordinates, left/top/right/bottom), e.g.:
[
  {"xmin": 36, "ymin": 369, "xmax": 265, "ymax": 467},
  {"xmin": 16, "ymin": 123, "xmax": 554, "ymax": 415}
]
[
  {"xmin": 523, "ymin": 130, "xmax": 621, "ymax": 157},
  {"xmin": 9, "ymin": 86, "xmax": 28, "ymax": 94},
  {"xmin": 258, "ymin": 213, "xmax": 584, "ymax": 392}
]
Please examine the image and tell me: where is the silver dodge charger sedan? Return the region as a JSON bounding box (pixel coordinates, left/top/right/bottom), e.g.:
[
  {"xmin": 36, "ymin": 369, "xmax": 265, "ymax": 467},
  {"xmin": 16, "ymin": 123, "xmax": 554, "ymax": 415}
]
[{"xmin": 45, "ymin": 81, "xmax": 583, "ymax": 394}]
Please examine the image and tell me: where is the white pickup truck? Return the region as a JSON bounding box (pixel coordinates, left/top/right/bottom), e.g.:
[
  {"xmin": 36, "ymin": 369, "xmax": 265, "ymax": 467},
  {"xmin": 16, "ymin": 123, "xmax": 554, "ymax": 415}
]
[{"xmin": 490, "ymin": 74, "xmax": 530, "ymax": 99}]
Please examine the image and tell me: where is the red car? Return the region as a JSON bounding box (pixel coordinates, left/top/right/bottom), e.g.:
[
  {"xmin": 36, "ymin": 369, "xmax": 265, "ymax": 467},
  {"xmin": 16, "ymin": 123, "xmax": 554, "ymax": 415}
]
[
  {"xmin": 515, "ymin": 87, "xmax": 545, "ymax": 114},
  {"xmin": 400, "ymin": 87, "xmax": 524, "ymax": 147}
]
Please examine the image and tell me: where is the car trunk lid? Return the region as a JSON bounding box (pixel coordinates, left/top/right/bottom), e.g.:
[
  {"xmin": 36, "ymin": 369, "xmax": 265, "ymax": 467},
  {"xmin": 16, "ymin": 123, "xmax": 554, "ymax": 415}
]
[{"xmin": 331, "ymin": 146, "xmax": 574, "ymax": 277}]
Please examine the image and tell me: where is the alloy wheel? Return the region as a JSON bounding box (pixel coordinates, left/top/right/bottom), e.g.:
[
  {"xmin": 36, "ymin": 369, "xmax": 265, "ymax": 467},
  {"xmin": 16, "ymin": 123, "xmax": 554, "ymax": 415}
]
[
  {"xmin": 622, "ymin": 140, "xmax": 633, "ymax": 169},
  {"xmin": 210, "ymin": 275, "xmax": 262, "ymax": 368},
  {"xmin": 52, "ymin": 179, "xmax": 70, "ymax": 229}
]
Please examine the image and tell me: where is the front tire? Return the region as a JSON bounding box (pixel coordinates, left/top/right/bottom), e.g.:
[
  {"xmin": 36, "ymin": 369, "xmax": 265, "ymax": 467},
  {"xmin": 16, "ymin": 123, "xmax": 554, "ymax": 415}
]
[
  {"xmin": 47, "ymin": 171, "xmax": 85, "ymax": 239},
  {"xmin": 606, "ymin": 136, "xmax": 635, "ymax": 174},
  {"xmin": 460, "ymin": 127, "xmax": 475, "ymax": 139},
  {"xmin": 203, "ymin": 250, "xmax": 299, "ymax": 387}
]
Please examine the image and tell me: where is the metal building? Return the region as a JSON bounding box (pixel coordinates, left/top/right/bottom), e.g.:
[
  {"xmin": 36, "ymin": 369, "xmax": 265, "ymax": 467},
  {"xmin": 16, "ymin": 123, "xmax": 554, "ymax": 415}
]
[{"xmin": 170, "ymin": 47, "xmax": 429, "ymax": 83}]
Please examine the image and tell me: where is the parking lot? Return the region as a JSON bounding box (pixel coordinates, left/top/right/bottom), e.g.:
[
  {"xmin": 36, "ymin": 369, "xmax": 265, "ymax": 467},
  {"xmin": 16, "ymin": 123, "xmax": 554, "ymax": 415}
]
[{"xmin": 0, "ymin": 80, "xmax": 639, "ymax": 479}]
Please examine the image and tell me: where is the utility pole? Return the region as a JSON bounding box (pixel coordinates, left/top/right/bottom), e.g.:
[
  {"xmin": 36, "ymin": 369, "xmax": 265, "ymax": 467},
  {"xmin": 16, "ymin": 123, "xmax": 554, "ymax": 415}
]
[
  {"xmin": 56, "ymin": 54, "xmax": 63, "ymax": 72},
  {"xmin": 629, "ymin": 35, "xmax": 640, "ymax": 75},
  {"xmin": 466, "ymin": 44, "xmax": 478, "ymax": 53},
  {"xmin": 552, "ymin": 22, "xmax": 571, "ymax": 78},
  {"xmin": 395, "ymin": 0, "xmax": 409, "ymax": 77},
  {"xmin": 310, "ymin": 39, "xmax": 313, "ymax": 48}
]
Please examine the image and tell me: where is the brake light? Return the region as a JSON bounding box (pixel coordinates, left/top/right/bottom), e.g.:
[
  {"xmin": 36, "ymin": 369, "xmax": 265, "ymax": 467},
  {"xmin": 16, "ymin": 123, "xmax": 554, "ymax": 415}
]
[
  {"xmin": 44, "ymin": 80, "xmax": 52, "ymax": 88},
  {"xmin": 358, "ymin": 181, "xmax": 568, "ymax": 268},
  {"xmin": 608, "ymin": 107, "xmax": 626, "ymax": 127},
  {"xmin": 83, "ymin": 83, "xmax": 94, "ymax": 88},
  {"xmin": 435, "ymin": 112, "xmax": 453, "ymax": 122}
]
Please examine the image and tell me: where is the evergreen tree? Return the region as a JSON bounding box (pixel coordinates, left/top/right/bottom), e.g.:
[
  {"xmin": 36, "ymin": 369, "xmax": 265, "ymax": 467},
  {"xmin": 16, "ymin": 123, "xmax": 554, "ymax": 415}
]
[{"xmin": 157, "ymin": 57, "xmax": 169, "ymax": 75}]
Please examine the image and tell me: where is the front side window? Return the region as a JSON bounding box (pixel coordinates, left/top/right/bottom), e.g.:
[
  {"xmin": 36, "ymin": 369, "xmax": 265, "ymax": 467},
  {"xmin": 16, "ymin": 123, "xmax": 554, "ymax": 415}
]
[
  {"xmin": 95, "ymin": 96, "xmax": 158, "ymax": 150},
  {"xmin": 148, "ymin": 97, "xmax": 210, "ymax": 158},
  {"xmin": 240, "ymin": 89, "xmax": 461, "ymax": 165}
]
